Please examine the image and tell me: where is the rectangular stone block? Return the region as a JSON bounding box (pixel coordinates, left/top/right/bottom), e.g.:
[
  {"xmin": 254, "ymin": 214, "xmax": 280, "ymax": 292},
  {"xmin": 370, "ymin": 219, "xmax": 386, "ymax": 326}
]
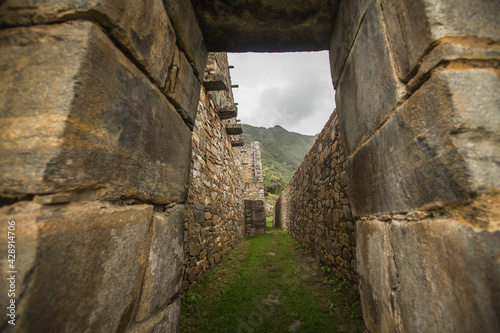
[
  {"xmin": 0, "ymin": 0, "xmax": 176, "ymax": 87},
  {"xmin": 165, "ymin": 48, "xmax": 202, "ymax": 125},
  {"xmin": 357, "ymin": 217, "xmax": 500, "ymax": 333},
  {"xmin": 329, "ymin": 0, "xmax": 372, "ymax": 86},
  {"xmin": 380, "ymin": 0, "xmax": 500, "ymax": 81},
  {"xmin": 347, "ymin": 68, "xmax": 500, "ymax": 216},
  {"xmin": 334, "ymin": 1, "xmax": 401, "ymax": 156},
  {"xmin": 0, "ymin": 201, "xmax": 154, "ymax": 332},
  {"xmin": 162, "ymin": 0, "xmax": 208, "ymax": 79},
  {"xmin": 0, "ymin": 22, "xmax": 191, "ymax": 204},
  {"xmin": 136, "ymin": 206, "xmax": 185, "ymax": 322}
]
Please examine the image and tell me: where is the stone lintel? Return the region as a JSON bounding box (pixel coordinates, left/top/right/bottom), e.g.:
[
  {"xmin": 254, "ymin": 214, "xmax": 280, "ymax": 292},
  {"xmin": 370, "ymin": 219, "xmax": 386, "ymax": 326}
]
[
  {"xmin": 203, "ymin": 74, "xmax": 228, "ymax": 91},
  {"xmin": 216, "ymin": 105, "xmax": 238, "ymax": 119},
  {"xmin": 225, "ymin": 124, "xmax": 243, "ymax": 135}
]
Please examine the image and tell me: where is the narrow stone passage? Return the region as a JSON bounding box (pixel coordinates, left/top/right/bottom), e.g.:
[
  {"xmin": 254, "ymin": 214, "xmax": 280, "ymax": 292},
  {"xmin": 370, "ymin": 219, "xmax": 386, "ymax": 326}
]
[{"xmin": 180, "ymin": 222, "xmax": 365, "ymax": 332}]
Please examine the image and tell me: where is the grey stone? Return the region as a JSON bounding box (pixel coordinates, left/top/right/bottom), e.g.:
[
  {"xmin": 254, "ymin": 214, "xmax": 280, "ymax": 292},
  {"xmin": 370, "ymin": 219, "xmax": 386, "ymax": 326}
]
[
  {"xmin": 191, "ymin": 0, "xmax": 338, "ymax": 51},
  {"xmin": 162, "ymin": 0, "xmax": 208, "ymax": 78},
  {"xmin": 136, "ymin": 206, "xmax": 185, "ymax": 322},
  {"xmin": 380, "ymin": 0, "xmax": 500, "ymax": 81},
  {"xmin": 407, "ymin": 41, "xmax": 500, "ymax": 92},
  {"xmin": 127, "ymin": 298, "xmax": 181, "ymax": 333},
  {"xmin": 335, "ymin": 2, "xmax": 400, "ymax": 156},
  {"xmin": 357, "ymin": 218, "xmax": 500, "ymax": 333},
  {"xmin": 165, "ymin": 48, "xmax": 202, "ymax": 125},
  {"xmin": 347, "ymin": 68, "xmax": 500, "ymax": 216},
  {"xmin": 0, "ymin": 201, "xmax": 154, "ymax": 333},
  {"xmin": 0, "ymin": 22, "xmax": 191, "ymax": 204},
  {"xmin": 0, "ymin": 0, "xmax": 176, "ymax": 87},
  {"xmin": 329, "ymin": 0, "xmax": 372, "ymax": 86}
]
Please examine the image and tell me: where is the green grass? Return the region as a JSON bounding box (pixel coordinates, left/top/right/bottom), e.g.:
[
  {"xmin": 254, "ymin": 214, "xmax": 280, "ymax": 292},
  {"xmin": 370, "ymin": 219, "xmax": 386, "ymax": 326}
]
[
  {"xmin": 180, "ymin": 227, "xmax": 345, "ymax": 333},
  {"xmin": 266, "ymin": 216, "xmax": 273, "ymax": 227}
]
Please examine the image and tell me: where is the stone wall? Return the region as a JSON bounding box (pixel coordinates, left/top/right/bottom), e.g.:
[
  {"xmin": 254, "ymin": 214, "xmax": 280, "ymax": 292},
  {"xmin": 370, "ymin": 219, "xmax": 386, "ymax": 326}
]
[
  {"xmin": 276, "ymin": 1, "xmax": 500, "ymax": 331},
  {"xmin": 275, "ymin": 110, "xmax": 357, "ymax": 285},
  {"xmin": 241, "ymin": 142, "xmax": 266, "ymax": 237},
  {"xmin": 0, "ymin": 1, "xmax": 207, "ymax": 331},
  {"xmin": 0, "ymin": 0, "xmax": 498, "ymax": 332},
  {"xmin": 331, "ymin": 0, "xmax": 500, "ymax": 332},
  {"xmin": 182, "ymin": 52, "xmax": 245, "ymax": 292}
]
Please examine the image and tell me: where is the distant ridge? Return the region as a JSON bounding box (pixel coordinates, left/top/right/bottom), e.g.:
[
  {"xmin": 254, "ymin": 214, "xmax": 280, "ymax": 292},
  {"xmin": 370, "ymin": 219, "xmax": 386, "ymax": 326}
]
[{"xmin": 241, "ymin": 124, "xmax": 317, "ymax": 194}]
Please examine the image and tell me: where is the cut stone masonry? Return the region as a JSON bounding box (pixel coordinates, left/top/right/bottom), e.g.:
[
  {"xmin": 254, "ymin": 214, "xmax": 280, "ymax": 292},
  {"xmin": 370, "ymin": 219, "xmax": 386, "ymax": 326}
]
[{"xmin": 0, "ymin": 0, "xmax": 498, "ymax": 332}]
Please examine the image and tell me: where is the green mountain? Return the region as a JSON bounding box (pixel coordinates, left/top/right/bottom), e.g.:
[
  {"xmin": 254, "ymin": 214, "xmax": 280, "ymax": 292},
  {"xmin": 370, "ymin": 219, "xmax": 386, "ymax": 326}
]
[{"xmin": 241, "ymin": 124, "xmax": 318, "ymax": 194}]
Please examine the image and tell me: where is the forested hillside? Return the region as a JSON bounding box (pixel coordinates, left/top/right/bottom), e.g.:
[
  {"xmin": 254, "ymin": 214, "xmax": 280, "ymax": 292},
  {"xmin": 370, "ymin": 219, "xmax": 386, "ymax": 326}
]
[{"xmin": 241, "ymin": 124, "xmax": 317, "ymax": 194}]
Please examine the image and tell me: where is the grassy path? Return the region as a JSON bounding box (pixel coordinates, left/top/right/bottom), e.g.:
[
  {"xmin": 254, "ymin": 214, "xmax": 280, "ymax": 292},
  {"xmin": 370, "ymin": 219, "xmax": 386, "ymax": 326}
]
[{"xmin": 180, "ymin": 224, "xmax": 365, "ymax": 333}]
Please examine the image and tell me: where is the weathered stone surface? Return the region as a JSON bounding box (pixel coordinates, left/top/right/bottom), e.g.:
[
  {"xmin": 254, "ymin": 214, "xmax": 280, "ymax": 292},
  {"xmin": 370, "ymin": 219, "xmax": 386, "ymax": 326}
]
[
  {"xmin": 241, "ymin": 142, "xmax": 265, "ymax": 201},
  {"xmin": 0, "ymin": 22, "xmax": 191, "ymax": 204},
  {"xmin": 347, "ymin": 68, "xmax": 500, "ymax": 216},
  {"xmin": 274, "ymin": 110, "xmax": 357, "ymax": 284},
  {"xmin": 244, "ymin": 200, "xmax": 266, "ymax": 237},
  {"xmin": 329, "ymin": 0, "xmax": 371, "ymax": 86},
  {"xmin": 136, "ymin": 206, "xmax": 185, "ymax": 322},
  {"xmin": 183, "ymin": 53, "xmax": 245, "ymax": 292},
  {"xmin": 407, "ymin": 40, "xmax": 500, "ymax": 92},
  {"xmin": 380, "ymin": 0, "xmax": 500, "ymax": 81},
  {"xmin": 335, "ymin": 1, "xmax": 401, "ymax": 156},
  {"xmin": 357, "ymin": 217, "xmax": 500, "ymax": 333},
  {"xmin": 0, "ymin": 201, "xmax": 154, "ymax": 332},
  {"xmin": 128, "ymin": 298, "xmax": 181, "ymax": 333},
  {"xmin": 162, "ymin": 0, "xmax": 208, "ymax": 78},
  {"xmin": 165, "ymin": 48, "xmax": 202, "ymax": 125},
  {"xmin": 0, "ymin": 0, "xmax": 176, "ymax": 87},
  {"xmin": 191, "ymin": 0, "xmax": 338, "ymax": 51}
]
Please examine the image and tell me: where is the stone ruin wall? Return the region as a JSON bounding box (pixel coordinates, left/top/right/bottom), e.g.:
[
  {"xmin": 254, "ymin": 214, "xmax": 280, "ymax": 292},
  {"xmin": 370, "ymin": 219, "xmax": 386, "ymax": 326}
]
[
  {"xmin": 241, "ymin": 142, "xmax": 266, "ymax": 237},
  {"xmin": 0, "ymin": 1, "xmax": 208, "ymax": 332},
  {"xmin": 275, "ymin": 110, "xmax": 358, "ymax": 287},
  {"xmin": 183, "ymin": 52, "xmax": 245, "ymax": 292},
  {"xmin": 277, "ymin": 0, "xmax": 500, "ymax": 332},
  {"xmin": 0, "ymin": 0, "xmax": 499, "ymax": 332}
]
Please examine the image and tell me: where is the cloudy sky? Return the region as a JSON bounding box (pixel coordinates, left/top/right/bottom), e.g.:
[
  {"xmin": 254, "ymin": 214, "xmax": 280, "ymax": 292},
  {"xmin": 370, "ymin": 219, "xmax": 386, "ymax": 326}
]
[{"xmin": 227, "ymin": 52, "xmax": 336, "ymax": 136}]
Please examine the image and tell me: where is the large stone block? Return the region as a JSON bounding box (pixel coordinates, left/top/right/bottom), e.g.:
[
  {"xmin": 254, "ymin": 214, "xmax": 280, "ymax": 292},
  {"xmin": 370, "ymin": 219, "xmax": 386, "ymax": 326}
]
[
  {"xmin": 347, "ymin": 68, "xmax": 500, "ymax": 216},
  {"xmin": 329, "ymin": 0, "xmax": 372, "ymax": 86},
  {"xmin": 0, "ymin": 22, "xmax": 191, "ymax": 204},
  {"xmin": 136, "ymin": 206, "xmax": 185, "ymax": 322},
  {"xmin": 380, "ymin": 0, "xmax": 500, "ymax": 81},
  {"xmin": 0, "ymin": 201, "xmax": 154, "ymax": 332},
  {"xmin": 165, "ymin": 48, "xmax": 202, "ymax": 125},
  {"xmin": 335, "ymin": 1, "xmax": 401, "ymax": 156},
  {"xmin": 357, "ymin": 217, "xmax": 500, "ymax": 333},
  {"xmin": 191, "ymin": 0, "xmax": 338, "ymax": 52},
  {"xmin": 162, "ymin": 0, "xmax": 208, "ymax": 78},
  {"xmin": 0, "ymin": 0, "xmax": 175, "ymax": 87}
]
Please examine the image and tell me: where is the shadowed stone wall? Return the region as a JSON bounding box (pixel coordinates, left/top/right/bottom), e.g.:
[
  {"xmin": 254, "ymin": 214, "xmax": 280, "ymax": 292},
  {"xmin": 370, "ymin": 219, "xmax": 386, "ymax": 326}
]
[
  {"xmin": 275, "ymin": 110, "xmax": 358, "ymax": 287},
  {"xmin": 0, "ymin": 1, "xmax": 207, "ymax": 331},
  {"xmin": 277, "ymin": 0, "xmax": 500, "ymax": 332},
  {"xmin": 183, "ymin": 52, "xmax": 245, "ymax": 292},
  {"xmin": 331, "ymin": 1, "xmax": 500, "ymax": 331}
]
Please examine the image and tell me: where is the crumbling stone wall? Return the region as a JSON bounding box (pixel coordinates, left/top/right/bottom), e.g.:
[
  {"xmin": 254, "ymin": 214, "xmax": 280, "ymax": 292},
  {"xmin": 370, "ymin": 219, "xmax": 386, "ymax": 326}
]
[
  {"xmin": 275, "ymin": 110, "xmax": 357, "ymax": 285},
  {"xmin": 183, "ymin": 52, "xmax": 245, "ymax": 292},
  {"xmin": 0, "ymin": 1, "xmax": 207, "ymax": 332},
  {"xmin": 241, "ymin": 142, "xmax": 266, "ymax": 237}
]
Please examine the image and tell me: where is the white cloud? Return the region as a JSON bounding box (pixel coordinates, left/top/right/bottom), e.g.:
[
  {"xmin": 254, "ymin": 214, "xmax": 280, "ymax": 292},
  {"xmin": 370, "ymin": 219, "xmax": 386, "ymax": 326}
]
[{"xmin": 228, "ymin": 51, "xmax": 335, "ymax": 135}]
